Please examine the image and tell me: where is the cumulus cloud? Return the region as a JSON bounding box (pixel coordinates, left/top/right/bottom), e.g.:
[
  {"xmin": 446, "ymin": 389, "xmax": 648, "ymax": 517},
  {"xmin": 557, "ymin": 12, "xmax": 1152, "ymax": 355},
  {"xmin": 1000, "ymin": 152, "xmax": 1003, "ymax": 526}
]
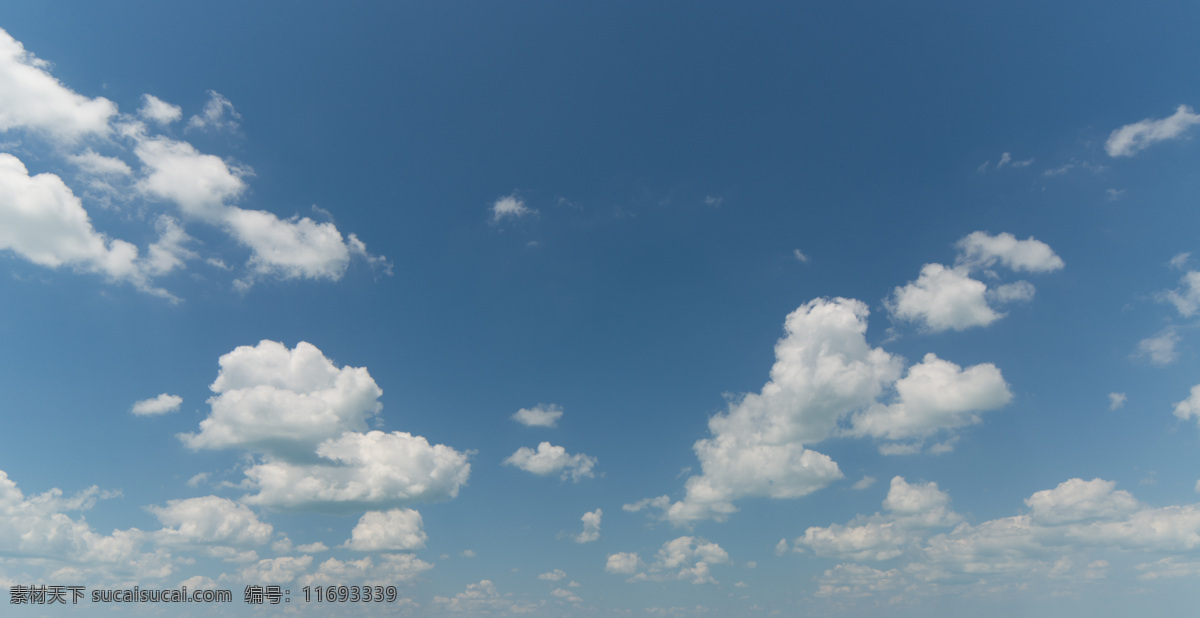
[
  {"xmin": 643, "ymin": 297, "xmax": 1012, "ymax": 526},
  {"xmin": 187, "ymin": 90, "xmax": 240, "ymax": 132},
  {"xmin": 0, "ymin": 28, "xmax": 116, "ymax": 142},
  {"xmin": 889, "ymin": 232, "xmax": 1062, "ymax": 332},
  {"xmin": 135, "ymin": 136, "xmax": 248, "ymax": 220},
  {"xmin": 242, "ymin": 430, "xmax": 471, "ymax": 512},
  {"xmin": 178, "ymin": 340, "xmax": 383, "ymax": 459},
  {"xmin": 434, "ymin": 579, "xmax": 538, "ymax": 614},
  {"xmin": 1161, "ymin": 270, "xmax": 1200, "ymax": 317},
  {"xmin": 504, "ymin": 442, "xmax": 597, "ymax": 482},
  {"xmin": 1024, "ymin": 478, "xmax": 1139, "ymax": 525},
  {"xmin": 1137, "ymin": 328, "xmax": 1180, "ymax": 365},
  {"xmin": 491, "ymin": 194, "xmax": 534, "ymax": 222},
  {"xmin": 149, "ymin": 496, "xmax": 273, "ymax": 548},
  {"xmin": 848, "ymin": 353, "xmax": 1012, "ymax": 443},
  {"xmin": 574, "ymin": 509, "xmax": 602, "ymax": 544},
  {"xmin": 299, "ymin": 554, "xmax": 432, "ymax": 587},
  {"xmin": 1173, "ymin": 385, "xmax": 1200, "ymax": 428},
  {"xmin": 1106, "ymin": 105, "xmax": 1200, "ymax": 157},
  {"xmin": 139, "ymin": 94, "xmax": 182, "ymax": 125},
  {"xmin": 67, "ymin": 150, "xmax": 133, "ymax": 177},
  {"xmin": 539, "ymin": 569, "xmax": 567, "ymax": 581},
  {"xmin": 131, "ymin": 393, "xmax": 183, "ymax": 416},
  {"xmin": 0, "ymin": 470, "xmax": 172, "ymax": 582},
  {"xmin": 616, "ymin": 537, "xmax": 731, "ymax": 585},
  {"xmin": 236, "ymin": 555, "xmax": 313, "ymax": 585},
  {"xmin": 344, "ymin": 509, "xmax": 427, "ymax": 551},
  {"xmin": 1109, "ymin": 393, "xmax": 1127, "ymax": 411},
  {"xmin": 0, "ymin": 153, "xmax": 176, "ymax": 298},
  {"xmin": 512, "ymin": 403, "xmax": 564, "ymax": 428}
]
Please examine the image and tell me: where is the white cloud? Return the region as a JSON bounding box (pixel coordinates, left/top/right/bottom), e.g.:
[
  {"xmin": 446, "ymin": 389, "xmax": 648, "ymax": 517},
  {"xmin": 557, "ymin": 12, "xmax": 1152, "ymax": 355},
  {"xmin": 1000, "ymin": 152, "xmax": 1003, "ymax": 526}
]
[
  {"xmin": 0, "ymin": 153, "xmax": 174, "ymax": 297},
  {"xmin": 187, "ymin": 90, "xmax": 240, "ymax": 132},
  {"xmin": 299, "ymin": 554, "xmax": 432, "ymax": 587},
  {"xmin": 661, "ymin": 298, "xmax": 901, "ymax": 525},
  {"xmin": 774, "ymin": 538, "xmax": 789, "ymax": 555},
  {"xmin": 512, "ymin": 403, "xmax": 564, "ymax": 428},
  {"xmin": 623, "ymin": 537, "xmax": 731, "ymax": 585},
  {"xmin": 852, "ymin": 476, "xmax": 876, "ymax": 490},
  {"xmin": 575, "ymin": 508, "xmax": 602, "ymax": 544},
  {"xmin": 178, "ymin": 340, "xmax": 384, "ymax": 459},
  {"xmin": 0, "ymin": 28, "xmax": 116, "ymax": 142},
  {"xmin": 888, "ymin": 264, "xmax": 1003, "ymax": 332},
  {"xmin": 889, "ymin": 232, "xmax": 1061, "ymax": 332},
  {"xmin": 815, "ymin": 563, "xmax": 905, "ymax": 598},
  {"xmin": 1024, "ymin": 478, "xmax": 1139, "ymax": 525},
  {"xmin": 1137, "ymin": 328, "xmax": 1179, "ymax": 365},
  {"xmin": 848, "ymin": 353, "xmax": 1012, "ymax": 442},
  {"xmin": 1173, "ymin": 385, "xmax": 1200, "ymax": 427},
  {"xmin": 491, "ymin": 194, "xmax": 534, "ymax": 222},
  {"xmin": 606, "ymin": 552, "xmax": 641, "ymax": 575},
  {"xmin": 1109, "ymin": 392, "xmax": 1127, "ymax": 411},
  {"xmin": 143, "ymin": 216, "xmax": 197, "ymax": 277},
  {"xmin": 135, "ymin": 136, "xmax": 248, "ymax": 220},
  {"xmin": 225, "ymin": 207, "xmax": 356, "ymax": 284},
  {"xmin": 131, "ymin": 393, "xmax": 183, "ymax": 416},
  {"xmin": 793, "ymin": 248, "xmax": 810, "ymax": 263},
  {"xmin": 434, "ymin": 579, "xmax": 538, "ymax": 614},
  {"xmin": 236, "ymin": 555, "xmax": 313, "ymax": 585},
  {"xmin": 539, "ymin": 568, "xmax": 567, "ymax": 581},
  {"xmin": 1162, "ymin": 270, "xmax": 1200, "ymax": 317},
  {"xmin": 504, "ymin": 442, "xmax": 597, "ymax": 482},
  {"xmin": 1169, "ymin": 252, "xmax": 1191, "ymax": 270},
  {"xmin": 1106, "ymin": 105, "xmax": 1200, "ymax": 157},
  {"xmin": 955, "ymin": 231, "xmax": 1064, "ymax": 273},
  {"xmin": 242, "ymin": 430, "xmax": 471, "ymax": 512},
  {"xmin": 295, "ymin": 542, "xmax": 328, "ymax": 553},
  {"xmin": 67, "ymin": 150, "xmax": 133, "ymax": 177},
  {"xmin": 149, "ymin": 495, "xmax": 273, "ymax": 548},
  {"xmin": 796, "ymin": 477, "xmax": 961, "ymax": 561},
  {"xmin": 139, "ymin": 94, "xmax": 182, "ymax": 125},
  {"xmin": 0, "ymin": 470, "xmax": 172, "ymax": 582},
  {"xmin": 344, "ymin": 509, "xmax": 427, "ymax": 551}
]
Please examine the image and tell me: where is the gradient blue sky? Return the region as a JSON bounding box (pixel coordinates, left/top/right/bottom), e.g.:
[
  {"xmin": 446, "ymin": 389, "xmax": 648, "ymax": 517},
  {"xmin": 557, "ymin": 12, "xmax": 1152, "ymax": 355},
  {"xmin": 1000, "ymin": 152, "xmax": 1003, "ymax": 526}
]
[{"xmin": 2, "ymin": 2, "xmax": 1200, "ymax": 616}]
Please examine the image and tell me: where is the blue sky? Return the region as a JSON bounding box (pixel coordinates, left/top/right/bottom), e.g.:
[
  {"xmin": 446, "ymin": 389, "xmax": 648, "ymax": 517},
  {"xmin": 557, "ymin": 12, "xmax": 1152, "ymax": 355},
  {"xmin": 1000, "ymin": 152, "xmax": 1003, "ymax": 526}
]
[{"xmin": 1, "ymin": 2, "xmax": 1200, "ymax": 615}]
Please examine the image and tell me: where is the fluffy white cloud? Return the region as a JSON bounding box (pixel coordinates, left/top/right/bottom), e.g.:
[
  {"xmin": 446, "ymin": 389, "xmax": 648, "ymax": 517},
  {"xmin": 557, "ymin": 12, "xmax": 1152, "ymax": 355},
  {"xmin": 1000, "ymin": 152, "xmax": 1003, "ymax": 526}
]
[
  {"xmin": 852, "ymin": 476, "xmax": 877, "ymax": 490},
  {"xmin": 624, "ymin": 537, "xmax": 731, "ymax": 585},
  {"xmin": 434, "ymin": 579, "xmax": 538, "ymax": 614},
  {"xmin": 187, "ymin": 90, "xmax": 240, "ymax": 132},
  {"xmin": 299, "ymin": 554, "xmax": 432, "ymax": 586},
  {"xmin": 344, "ymin": 509, "xmax": 427, "ymax": 551},
  {"xmin": 135, "ymin": 135, "xmax": 384, "ymax": 286},
  {"xmin": 605, "ymin": 552, "xmax": 641, "ymax": 575},
  {"xmin": 243, "ymin": 430, "xmax": 470, "ymax": 512},
  {"xmin": 143, "ymin": 216, "xmax": 197, "ymax": 277},
  {"xmin": 888, "ymin": 264, "xmax": 1001, "ymax": 332},
  {"xmin": 135, "ymin": 136, "xmax": 248, "ymax": 220},
  {"xmin": 67, "ymin": 150, "xmax": 133, "ymax": 177},
  {"xmin": 848, "ymin": 353, "xmax": 1011, "ymax": 442},
  {"xmin": 1173, "ymin": 385, "xmax": 1200, "ymax": 427},
  {"xmin": 512, "ymin": 403, "xmax": 564, "ymax": 428},
  {"xmin": 0, "ymin": 28, "xmax": 116, "ymax": 141},
  {"xmin": 889, "ymin": 232, "xmax": 1062, "ymax": 333},
  {"xmin": 1025, "ymin": 478, "xmax": 1139, "ymax": 525},
  {"xmin": 575, "ymin": 509, "xmax": 602, "ymax": 544},
  {"xmin": 131, "ymin": 393, "xmax": 183, "ymax": 416},
  {"xmin": 1162, "ymin": 270, "xmax": 1200, "ymax": 317},
  {"xmin": 1109, "ymin": 392, "xmax": 1127, "ymax": 411},
  {"xmin": 149, "ymin": 496, "xmax": 273, "ymax": 547},
  {"xmin": 237, "ymin": 555, "xmax": 313, "ymax": 585},
  {"xmin": 955, "ymin": 232, "xmax": 1064, "ymax": 273},
  {"xmin": 660, "ymin": 298, "xmax": 900, "ymax": 525},
  {"xmin": 0, "ymin": 153, "xmax": 174, "ymax": 297},
  {"xmin": 491, "ymin": 194, "xmax": 534, "ymax": 222},
  {"xmin": 178, "ymin": 340, "xmax": 383, "ymax": 459},
  {"xmin": 1106, "ymin": 104, "xmax": 1200, "ymax": 157},
  {"xmin": 1137, "ymin": 328, "xmax": 1179, "ymax": 365},
  {"xmin": 504, "ymin": 442, "xmax": 597, "ymax": 482},
  {"xmin": 796, "ymin": 477, "xmax": 961, "ymax": 561},
  {"xmin": 0, "ymin": 470, "xmax": 172, "ymax": 582},
  {"xmin": 539, "ymin": 569, "xmax": 567, "ymax": 581},
  {"xmin": 139, "ymin": 94, "xmax": 182, "ymax": 125}
]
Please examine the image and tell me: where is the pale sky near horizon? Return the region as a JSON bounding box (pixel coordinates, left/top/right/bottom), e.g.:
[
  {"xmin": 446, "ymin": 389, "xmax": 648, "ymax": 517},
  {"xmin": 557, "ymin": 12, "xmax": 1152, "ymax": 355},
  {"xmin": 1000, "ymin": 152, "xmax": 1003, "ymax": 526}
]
[{"xmin": 2, "ymin": 3, "xmax": 1200, "ymax": 616}]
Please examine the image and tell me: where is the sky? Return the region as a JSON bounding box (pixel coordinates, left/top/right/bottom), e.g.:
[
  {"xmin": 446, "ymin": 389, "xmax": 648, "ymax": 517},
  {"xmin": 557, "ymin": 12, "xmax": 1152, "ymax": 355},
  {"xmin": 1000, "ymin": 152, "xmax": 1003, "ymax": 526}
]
[{"xmin": 1, "ymin": 2, "xmax": 1200, "ymax": 616}]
